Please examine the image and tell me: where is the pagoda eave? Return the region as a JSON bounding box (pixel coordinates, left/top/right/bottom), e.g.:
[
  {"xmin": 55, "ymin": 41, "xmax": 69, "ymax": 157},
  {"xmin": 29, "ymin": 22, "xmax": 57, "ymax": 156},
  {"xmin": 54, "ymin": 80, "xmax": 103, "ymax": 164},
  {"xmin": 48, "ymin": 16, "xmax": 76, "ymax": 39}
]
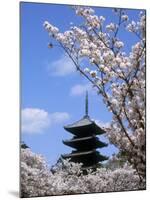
[
  {"xmin": 63, "ymin": 138, "xmax": 108, "ymax": 149},
  {"xmin": 97, "ymin": 154, "xmax": 108, "ymax": 162},
  {"xmin": 62, "ymin": 150, "xmax": 96, "ymax": 158},
  {"xmin": 63, "ymin": 135, "xmax": 94, "ymax": 143},
  {"xmin": 64, "ymin": 126, "xmax": 105, "ymax": 136},
  {"xmin": 64, "ymin": 116, "xmax": 106, "ymax": 136},
  {"xmin": 97, "ymin": 142, "xmax": 108, "ymax": 148}
]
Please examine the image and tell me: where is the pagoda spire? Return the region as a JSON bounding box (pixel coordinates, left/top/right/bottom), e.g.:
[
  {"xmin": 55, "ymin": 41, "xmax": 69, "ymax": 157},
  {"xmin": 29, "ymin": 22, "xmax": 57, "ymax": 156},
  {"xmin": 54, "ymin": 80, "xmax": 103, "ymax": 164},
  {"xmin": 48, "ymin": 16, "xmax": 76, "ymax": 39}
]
[{"xmin": 85, "ymin": 91, "xmax": 88, "ymax": 117}]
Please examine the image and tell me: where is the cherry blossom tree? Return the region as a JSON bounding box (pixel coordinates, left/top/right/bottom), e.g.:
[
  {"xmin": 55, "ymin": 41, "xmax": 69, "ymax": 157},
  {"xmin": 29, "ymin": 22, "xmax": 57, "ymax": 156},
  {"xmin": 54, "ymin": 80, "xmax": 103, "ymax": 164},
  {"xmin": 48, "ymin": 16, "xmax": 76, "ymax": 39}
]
[
  {"xmin": 43, "ymin": 6, "xmax": 146, "ymax": 180},
  {"xmin": 20, "ymin": 148, "xmax": 145, "ymax": 197}
]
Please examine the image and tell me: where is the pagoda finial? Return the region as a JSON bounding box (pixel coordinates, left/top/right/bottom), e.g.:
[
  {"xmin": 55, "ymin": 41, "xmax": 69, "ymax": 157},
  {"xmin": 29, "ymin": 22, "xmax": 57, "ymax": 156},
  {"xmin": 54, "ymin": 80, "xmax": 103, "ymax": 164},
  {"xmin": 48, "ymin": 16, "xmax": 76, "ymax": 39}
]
[{"xmin": 85, "ymin": 91, "xmax": 88, "ymax": 116}]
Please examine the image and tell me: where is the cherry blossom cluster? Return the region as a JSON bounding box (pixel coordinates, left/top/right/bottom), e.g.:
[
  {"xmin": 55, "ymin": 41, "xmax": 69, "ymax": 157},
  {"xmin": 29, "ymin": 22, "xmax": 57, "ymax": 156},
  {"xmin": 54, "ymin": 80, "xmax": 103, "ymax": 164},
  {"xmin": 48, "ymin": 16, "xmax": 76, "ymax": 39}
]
[
  {"xmin": 43, "ymin": 6, "xmax": 146, "ymax": 179},
  {"xmin": 21, "ymin": 148, "xmax": 145, "ymax": 197}
]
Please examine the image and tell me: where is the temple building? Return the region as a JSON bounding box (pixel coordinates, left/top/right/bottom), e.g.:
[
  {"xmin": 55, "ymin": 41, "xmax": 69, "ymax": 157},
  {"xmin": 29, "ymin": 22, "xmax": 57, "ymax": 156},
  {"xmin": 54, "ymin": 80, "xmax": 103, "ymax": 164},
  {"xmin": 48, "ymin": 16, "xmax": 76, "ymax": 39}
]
[{"xmin": 62, "ymin": 92, "xmax": 108, "ymax": 170}]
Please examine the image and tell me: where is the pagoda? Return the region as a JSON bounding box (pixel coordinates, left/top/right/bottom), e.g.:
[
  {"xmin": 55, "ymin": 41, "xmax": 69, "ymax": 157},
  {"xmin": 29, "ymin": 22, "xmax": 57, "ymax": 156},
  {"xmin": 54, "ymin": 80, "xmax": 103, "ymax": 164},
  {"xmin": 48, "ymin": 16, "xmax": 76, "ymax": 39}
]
[{"xmin": 62, "ymin": 92, "xmax": 108, "ymax": 170}]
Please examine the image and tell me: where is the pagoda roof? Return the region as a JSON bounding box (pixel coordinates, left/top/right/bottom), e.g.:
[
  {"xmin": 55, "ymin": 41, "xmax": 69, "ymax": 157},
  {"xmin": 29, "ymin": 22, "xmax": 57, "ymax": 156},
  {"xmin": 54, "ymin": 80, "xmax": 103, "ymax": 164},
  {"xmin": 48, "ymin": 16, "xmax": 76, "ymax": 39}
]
[
  {"xmin": 63, "ymin": 136, "xmax": 108, "ymax": 149},
  {"xmin": 82, "ymin": 165, "xmax": 97, "ymax": 170},
  {"xmin": 62, "ymin": 149, "xmax": 96, "ymax": 158},
  {"xmin": 63, "ymin": 135, "xmax": 94, "ymax": 143},
  {"xmin": 97, "ymin": 154, "xmax": 108, "ymax": 162},
  {"xmin": 62, "ymin": 150, "xmax": 108, "ymax": 163},
  {"xmin": 65, "ymin": 116, "xmax": 93, "ymax": 128},
  {"xmin": 64, "ymin": 115, "xmax": 105, "ymax": 135}
]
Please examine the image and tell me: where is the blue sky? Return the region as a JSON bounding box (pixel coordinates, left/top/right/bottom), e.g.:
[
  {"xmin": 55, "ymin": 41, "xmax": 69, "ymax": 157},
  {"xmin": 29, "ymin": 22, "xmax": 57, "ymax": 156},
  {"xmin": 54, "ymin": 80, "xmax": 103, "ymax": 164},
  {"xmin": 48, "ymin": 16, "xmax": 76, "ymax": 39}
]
[{"xmin": 21, "ymin": 2, "xmax": 143, "ymax": 166}]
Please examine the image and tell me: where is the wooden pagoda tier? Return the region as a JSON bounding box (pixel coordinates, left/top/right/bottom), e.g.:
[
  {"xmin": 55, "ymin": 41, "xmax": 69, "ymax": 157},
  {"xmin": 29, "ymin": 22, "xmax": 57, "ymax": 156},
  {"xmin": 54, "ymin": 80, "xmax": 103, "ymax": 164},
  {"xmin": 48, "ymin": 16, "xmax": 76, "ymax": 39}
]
[
  {"xmin": 63, "ymin": 135, "xmax": 108, "ymax": 150},
  {"xmin": 62, "ymin": 150, "xmax": 108, "ymax": 167},
  {"xmin": 62, "ymin": 92, "xmax": 108, "ymax": 169},
  {"xmin": 64, "ymin": 115, "xmax": 105, "ymax": 137}
]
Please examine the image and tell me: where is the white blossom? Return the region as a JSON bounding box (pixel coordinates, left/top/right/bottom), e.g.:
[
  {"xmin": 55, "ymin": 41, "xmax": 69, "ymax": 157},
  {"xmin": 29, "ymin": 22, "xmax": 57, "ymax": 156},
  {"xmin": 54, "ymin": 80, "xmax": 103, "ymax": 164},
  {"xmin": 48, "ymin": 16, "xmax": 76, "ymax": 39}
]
[
  {"xmin": 21, "ymin": 149, "xmax": 145, "ymax": 197},
  {"xmin": 114, "ymin": 41, "xmax": 124, "ymax": 48},
  {"xmin": 84, "ymin": 67, "xmax": 90, "ymax": 73},
  {"xmin": 99, "ymin": 16, "xmax": 105, "ymax": 23},
  {"xmin": 126, "ymin": 21, "xmax": 137, "ymax": 32},
  {"xmin": 43, "ymin": 21, "xmax": 59, "ymax": 35},
  {"xmin": 106, "ymin": 23, "xmax": 117, "ymax": 32},
  {"xmin": 121, "ymin": 15, "xmax": 129, "ymax": 21},
  {"xmin": 79, "ymin": 49, "xmax": 91, "ymax": 57},
  {"xmin": 90, "ymin": 70, "xmax": 97, "ymax": 78}
]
